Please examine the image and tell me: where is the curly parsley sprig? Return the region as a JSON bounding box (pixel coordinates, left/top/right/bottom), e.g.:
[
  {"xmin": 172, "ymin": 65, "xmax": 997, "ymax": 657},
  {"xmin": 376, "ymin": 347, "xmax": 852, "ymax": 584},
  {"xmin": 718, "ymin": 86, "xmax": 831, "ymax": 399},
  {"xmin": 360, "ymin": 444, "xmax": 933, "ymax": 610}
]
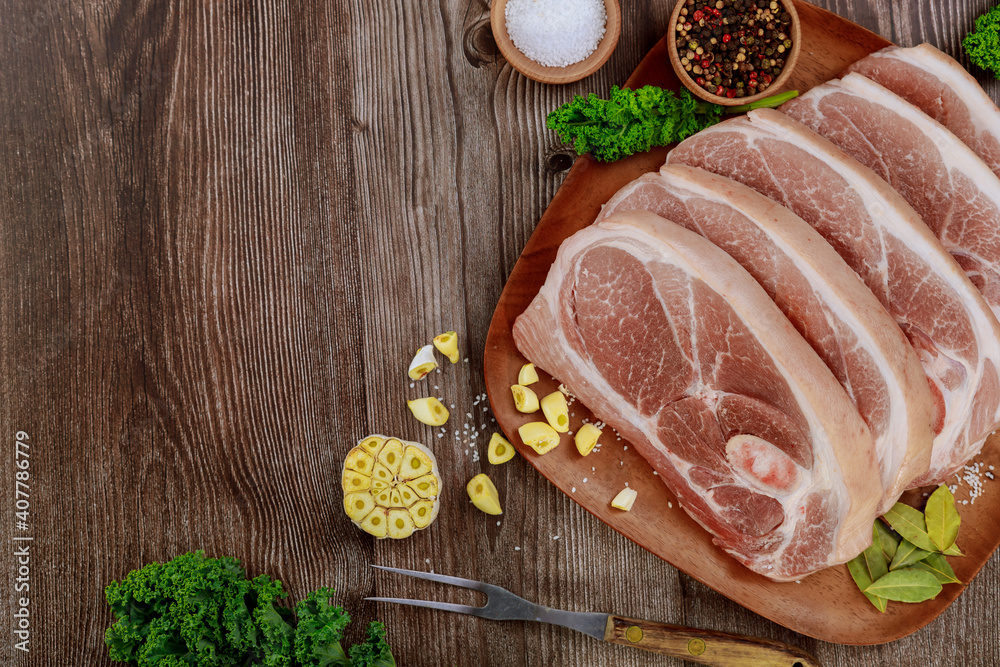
[{"xmin": 546, "ymin": 85, "xmax": 798, "ymax": 162}]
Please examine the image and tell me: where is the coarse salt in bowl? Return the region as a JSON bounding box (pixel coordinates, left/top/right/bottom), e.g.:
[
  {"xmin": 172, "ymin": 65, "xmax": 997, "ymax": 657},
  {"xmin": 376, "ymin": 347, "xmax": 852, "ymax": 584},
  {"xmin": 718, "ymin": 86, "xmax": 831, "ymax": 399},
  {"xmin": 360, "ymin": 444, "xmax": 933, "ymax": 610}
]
[{"xmin": 505, "ymin": 0, "xmax": 607, "ymax": 68}]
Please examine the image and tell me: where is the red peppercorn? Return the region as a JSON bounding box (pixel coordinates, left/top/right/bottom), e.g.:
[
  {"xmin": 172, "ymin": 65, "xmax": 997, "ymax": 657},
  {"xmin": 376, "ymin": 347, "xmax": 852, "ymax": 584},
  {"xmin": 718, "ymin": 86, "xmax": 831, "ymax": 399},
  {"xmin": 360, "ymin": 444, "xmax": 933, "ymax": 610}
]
[
  {"xmin": 692, "ymin": 10, "xmax": 703, "ymax": 20},
  {"xmin": 701, "ymin": 59, "xmax": 711, "ymax": 69},
  {"xmin": 749, "ymin": 71, "xmax": 758, "ymax": 79},
  {"xmin": 762, "ymin": 73, "xmax": 773, "ymax": 84},
  {"xmin": 711, "ymin": 8, "xmax": 721, "ymax": 16},
  {"xmin": 722, "ymin": 33, "xmax": 731, "ymax": 43},
  {"xmin": 716, "ymin": 85, "xmax": 725, "ymax": 96},
  {"xmin": 726, "ymin": 88, "xmax": 737, "ymax": 98},
  {"xmin": 696, "ymin": 77, "xmax": 705, "ymax": 85}
]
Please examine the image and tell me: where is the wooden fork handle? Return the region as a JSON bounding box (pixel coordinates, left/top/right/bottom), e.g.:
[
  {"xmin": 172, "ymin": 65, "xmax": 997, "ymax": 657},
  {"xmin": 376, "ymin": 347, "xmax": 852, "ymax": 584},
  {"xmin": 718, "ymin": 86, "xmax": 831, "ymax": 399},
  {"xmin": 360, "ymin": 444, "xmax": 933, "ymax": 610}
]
[{"xmin": 604, "ymin": 615, "xmax": 822, "ymax": 666}]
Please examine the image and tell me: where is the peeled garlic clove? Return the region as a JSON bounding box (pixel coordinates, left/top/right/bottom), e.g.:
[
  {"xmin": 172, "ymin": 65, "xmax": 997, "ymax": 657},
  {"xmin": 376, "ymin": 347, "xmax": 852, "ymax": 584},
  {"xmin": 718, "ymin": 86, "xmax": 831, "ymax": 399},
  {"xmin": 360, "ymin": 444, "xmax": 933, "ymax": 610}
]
[
  {"xmin": 360, "ymin": 509, "xmax": 388, "ymax": 538},
  {"xmin": 574, "ymin": 423, "xmax": 602, "ymax": 457},
  {"xmin": 408, "ymin": 345, "xmax": 438, "ymax": 380},
  {"xmin": 518, "ymin": 421, "xmax": 560, "ymax": 455},
  {"xmin": 518, "ymin": 363, "xmax": 539, "ymax": 385},
  {"xmin": 510, "ymin": 384, "xmax": 539, "ymax": 413},
  {"xmin": 467, "ymin": 473, "xmax": 502, "ymax": 515},
  {"xmin": 407, "ymin": 397, "xmax": 450, "ymax": 426},
  {"xmin": 341, "ymin": 434, "xmax": 441, "ymax": 539},
  {"xmin": 611, "ymin": 487, "xmax": 638, "ymax": 511},
  {"xmin": 399, "ymin": 445, "xmax": 433, "ymax": 479},
  {"xmin": 344, "ymin": 492, "xmax": 376, "ymax": 522},
  {"xmin": 377, "ymin": 439, "xmax": 404, "ymax": 475},
  {"xmin": 433, "ymin": 331, "xmax": 460, "ymax": 364},
  {"xmin": 487, "ymin": 433, "xmax": 515, "ymax": 465},
  {"xmin": 540, "ymin": 391, "xmax": 570, "ymax": 433}
]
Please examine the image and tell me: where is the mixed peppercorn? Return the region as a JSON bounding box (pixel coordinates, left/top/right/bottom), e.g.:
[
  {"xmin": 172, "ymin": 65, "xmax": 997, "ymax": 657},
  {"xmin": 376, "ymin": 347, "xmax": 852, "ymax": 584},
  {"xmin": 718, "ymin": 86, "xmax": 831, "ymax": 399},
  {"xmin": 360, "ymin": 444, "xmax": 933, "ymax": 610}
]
[{"xmin": 675, "ymin": 0, "xmax": 794, "ymax": 99}]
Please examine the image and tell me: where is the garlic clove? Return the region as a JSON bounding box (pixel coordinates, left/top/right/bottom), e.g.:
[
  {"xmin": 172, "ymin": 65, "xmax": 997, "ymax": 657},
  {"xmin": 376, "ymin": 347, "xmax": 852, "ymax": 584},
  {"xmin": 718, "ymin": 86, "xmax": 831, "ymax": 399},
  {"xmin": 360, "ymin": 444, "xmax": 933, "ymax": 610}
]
[
  {"xmin": 344, "ymin": 492, "xmax": 376, "ymax": 522},
  {"xmin": 510, "ymin": 384, "xmax": 540, "ymax": 413},
  {"xmin": 371, "ymin": 462, "xmax": 394, "ymax": 486},
  {"xmin": 574, "ymin": 423, "xmax": 602, "ymax": 457},
  {"xmin": 517, "ymin": 421, "xmax": 561, "ymax": 455},
  {"xmin": 518, "ymin": 363, "xmax": 540, "ymax": 385},
  {"xmin": 540, "ymin": 391, "xmax": 570, "ymax": 433},
  {"xmin": 467, "ymin": 473, "xmax": 503, "ymax": 515},
  {"xmin": 358, "ymin": 435, "xmax": 386, "ymax": 455},
  {"xmin": 399, "ymin": 445, "xmax": 433, "ymax": 479},
  {"xmin": 611, "ymin": 487, "xmax": 638, "ymax": 511},
  {"xmin": 344, "ymin": 448, "xmax": 375, "ymax": 475},
  {"xmin": 408, "ymin": 344, "xmax": 438, "ymax": 380},
  {"xmin": 342, "ymin": 470, "xmax": 372, "ymax": 493},
  {"xmin": 408, "ymin": 499, "xmax": 437, "ymax": 528},
  {"xmin": 407, "ymin": 397, "xmax": 450, "ymax": 426},
  {"xmin": 433, "ymin": 331, "xmax": 460, "ymax": 364},
  {"xmin": 487, "ymin": 433, "xmax": 516, "ymax": 465},
  {"xmin": 377, "ymin": 438, "xmax": 404, "ymax": 475},
  {"xmin": 387, "ymin": 509, "xmax": 416, "ymax": 539},
  {"xmin": 409, "ymin": 474, "xmax": 439, "ymax": 499},
  {"xmin": 360, "ymin": 509, "xmax": 388, "ymax": 538}
]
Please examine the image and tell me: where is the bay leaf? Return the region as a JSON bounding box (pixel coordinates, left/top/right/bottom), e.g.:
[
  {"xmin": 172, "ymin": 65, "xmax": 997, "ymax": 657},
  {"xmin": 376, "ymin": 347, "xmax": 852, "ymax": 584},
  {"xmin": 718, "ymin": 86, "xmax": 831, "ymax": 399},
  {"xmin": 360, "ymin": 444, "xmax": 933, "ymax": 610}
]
[
  {"xmin": 847, "ymin": 554, "xmax": 888, "ymax": 613},
  {"xmin": 863, "ymin": 569, "xmax": 942, "ymax": 603},
  {"xmin": 874, "ymin": 520, "xmax": 900, "ymax": 562},
  {"xmin": 944, "ymin": 542, "xmax": 965, "ymax": 557},
  {"xmin": 863, "ymin": 524, "xmax": 889, "ymax": 581},
  {"xmin": 913, "ymin": 552, "xmax": 961, "ymax": 585},
  {"xmin": 925, "ymin": 485, "xmax": 960, "ymax": 552},
  {"xmin": 883, "ymin": 502, "xmax": 937, "ymax": 552},
  {"xmin": 890, "ymin": 539, "xmax": 931, "ymax": 571}
]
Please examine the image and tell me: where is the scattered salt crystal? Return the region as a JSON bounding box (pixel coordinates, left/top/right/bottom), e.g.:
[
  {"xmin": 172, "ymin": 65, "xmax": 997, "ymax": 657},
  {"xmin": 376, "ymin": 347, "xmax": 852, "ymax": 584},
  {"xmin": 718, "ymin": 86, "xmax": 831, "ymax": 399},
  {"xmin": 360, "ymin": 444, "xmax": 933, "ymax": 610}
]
[
  {"xmin": 668, "ymin": 502, "xmax": 672, "ymax": 508},
  {"xmin": 425, "ymin": 558, "xmax": 430, "ymax": 564},
  {"xmin": 409, "ymin": 382, "xmax": 415, "ymax": 388},
  {"xmin": 497, "ymin": 521, "xmax": 501, "ymax": 526},
  {"xmin": 515, "ymin": 546, "xmax": 521, "ymax": 551},
  {"xmin": 583, "ymin": 477, "xmax": 589, "ymax": 483},
  {"xmin": 552, "ymin": 535, "xmax": 560, "ymax": 540},
  {"xmin": 571, "ymin": 487, "xmax": 576, "ymax": 492},
  {"xmin": 624, "ymin": 482, "xmax": 629, "ymax": 487}
]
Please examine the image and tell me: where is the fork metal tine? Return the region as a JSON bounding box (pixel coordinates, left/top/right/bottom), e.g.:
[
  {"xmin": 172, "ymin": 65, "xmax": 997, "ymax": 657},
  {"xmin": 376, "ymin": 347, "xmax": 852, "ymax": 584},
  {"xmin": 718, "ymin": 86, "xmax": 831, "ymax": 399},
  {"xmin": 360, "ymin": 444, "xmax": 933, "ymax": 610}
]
[
  {"xmin": 370, "ymin": 564, "xmax": 490, "ymax": 592},
  {"xmin": 364, "ymin": 596, "xmax": 484, "ymax": 616}
]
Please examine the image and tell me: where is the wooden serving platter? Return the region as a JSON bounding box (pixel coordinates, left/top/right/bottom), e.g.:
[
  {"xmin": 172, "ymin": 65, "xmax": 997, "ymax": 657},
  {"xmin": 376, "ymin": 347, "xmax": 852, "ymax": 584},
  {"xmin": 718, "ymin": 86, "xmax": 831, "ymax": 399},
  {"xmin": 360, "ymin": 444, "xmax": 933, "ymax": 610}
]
[{"xmin": 483, "ymin": 0, "xmax": 1000, "ymax": 645}]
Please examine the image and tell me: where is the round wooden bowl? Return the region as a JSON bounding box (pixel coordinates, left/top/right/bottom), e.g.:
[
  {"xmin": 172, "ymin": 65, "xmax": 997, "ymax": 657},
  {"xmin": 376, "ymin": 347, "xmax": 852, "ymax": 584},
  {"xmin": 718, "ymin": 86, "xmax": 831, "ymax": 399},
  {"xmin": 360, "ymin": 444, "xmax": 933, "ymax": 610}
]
[
  {"xmin": 491, "ymin": 0, "xmax": 622, "ymax": 85},
  {"xmin": 667, "ymin": 0, "xmax": 801, "ymax": 106}
]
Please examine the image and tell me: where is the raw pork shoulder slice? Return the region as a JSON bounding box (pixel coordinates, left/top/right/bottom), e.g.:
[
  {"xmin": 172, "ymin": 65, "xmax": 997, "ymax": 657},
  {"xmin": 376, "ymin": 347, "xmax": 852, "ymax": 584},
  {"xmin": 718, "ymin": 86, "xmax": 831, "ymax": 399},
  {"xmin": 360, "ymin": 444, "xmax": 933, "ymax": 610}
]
[
  {"xmin": 845, "ymin": 44, "xmax": 1000, "ymax": 179},
  {"xmin": 781, "ymin": 73, "xmax": 1000, "ymax": 314},
  {"xmin": 513, "ymin": 210, "xmax": 881, "ymax": 581},
  {"xmin": 596, "ymin": 165, "xmax": 934, "ymax": 511},
  {"xmin": 666, "ymin": 108, "xmax": 1000, "ymax": 485}
]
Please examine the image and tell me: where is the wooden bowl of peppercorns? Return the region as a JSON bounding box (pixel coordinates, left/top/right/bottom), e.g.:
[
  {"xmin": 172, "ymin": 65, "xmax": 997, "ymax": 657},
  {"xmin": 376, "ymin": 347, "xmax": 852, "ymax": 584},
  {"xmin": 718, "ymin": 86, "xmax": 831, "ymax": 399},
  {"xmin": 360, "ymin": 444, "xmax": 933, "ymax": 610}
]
[{"xmin": 668, "ymin": 0, "xmax": 801, "ymax": 106}]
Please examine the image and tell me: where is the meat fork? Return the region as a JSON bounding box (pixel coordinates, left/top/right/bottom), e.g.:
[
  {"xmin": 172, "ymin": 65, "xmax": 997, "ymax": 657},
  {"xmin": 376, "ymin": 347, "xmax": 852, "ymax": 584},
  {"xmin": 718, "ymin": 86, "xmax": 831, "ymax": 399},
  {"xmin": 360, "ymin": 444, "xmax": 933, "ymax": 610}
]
[{"xmin": 366, "ymin": 565, "xmax": 821, "ymax": 666}]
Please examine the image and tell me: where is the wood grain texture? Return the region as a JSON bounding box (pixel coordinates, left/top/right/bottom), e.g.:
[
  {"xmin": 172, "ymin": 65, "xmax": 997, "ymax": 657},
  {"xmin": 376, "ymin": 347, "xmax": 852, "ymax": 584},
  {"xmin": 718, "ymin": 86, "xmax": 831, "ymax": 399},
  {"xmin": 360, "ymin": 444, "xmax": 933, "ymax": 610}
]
[{"xmin": 0, "ymin": 0, "xmax": 998, "ymax": 665}]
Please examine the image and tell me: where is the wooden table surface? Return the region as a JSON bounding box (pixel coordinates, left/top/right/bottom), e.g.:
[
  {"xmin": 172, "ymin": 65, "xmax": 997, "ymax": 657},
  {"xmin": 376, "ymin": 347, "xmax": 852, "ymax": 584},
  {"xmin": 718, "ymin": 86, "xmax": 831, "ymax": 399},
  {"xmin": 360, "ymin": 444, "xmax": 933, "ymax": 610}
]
[{"xmin": 3, "ymin": 0, "xmax": 999, "ymax": 665}]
